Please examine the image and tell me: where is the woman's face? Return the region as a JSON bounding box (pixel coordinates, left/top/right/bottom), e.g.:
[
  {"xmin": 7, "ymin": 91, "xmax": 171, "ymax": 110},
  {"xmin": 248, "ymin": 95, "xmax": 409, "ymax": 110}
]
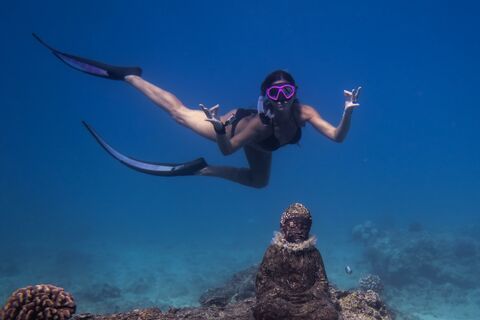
[{"xmin": 265, "ymin": 80, "xmax": 296, "ymax": 113}]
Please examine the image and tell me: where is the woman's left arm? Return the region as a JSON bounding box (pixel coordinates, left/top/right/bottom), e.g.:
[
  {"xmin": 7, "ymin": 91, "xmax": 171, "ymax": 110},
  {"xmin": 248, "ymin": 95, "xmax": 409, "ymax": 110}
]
[{"xmin": 302, "ymin": 87, "xmax": 361, "ymax": 143}]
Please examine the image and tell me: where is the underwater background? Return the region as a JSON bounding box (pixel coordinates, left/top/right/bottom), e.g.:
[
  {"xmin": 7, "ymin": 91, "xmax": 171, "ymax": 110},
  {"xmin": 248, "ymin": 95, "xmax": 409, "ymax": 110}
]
[{"xmin": 1, "ymin": 0, "xmax": 479, "ymax": 319}]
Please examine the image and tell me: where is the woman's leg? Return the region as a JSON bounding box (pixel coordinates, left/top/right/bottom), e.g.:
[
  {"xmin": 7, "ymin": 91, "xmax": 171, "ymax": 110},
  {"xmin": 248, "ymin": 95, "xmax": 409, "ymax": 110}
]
[
  {"xmin": 125, "ymin": 75, "xmax": 224, "ymax": 141},
  {"xmin": 198, "ymin": 146, "xmax": 272, "ymax": 188}
]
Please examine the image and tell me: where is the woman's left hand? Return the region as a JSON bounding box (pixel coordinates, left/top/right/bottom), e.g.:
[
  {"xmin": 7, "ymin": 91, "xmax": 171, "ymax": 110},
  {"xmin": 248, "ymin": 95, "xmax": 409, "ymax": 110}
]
[{"xmin": 344, "ymin": 86, "xmax": 362, "ymax": 110}]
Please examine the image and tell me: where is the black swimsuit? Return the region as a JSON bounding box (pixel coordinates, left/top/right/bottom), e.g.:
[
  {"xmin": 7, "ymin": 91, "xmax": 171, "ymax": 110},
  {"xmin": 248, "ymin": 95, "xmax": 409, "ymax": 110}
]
[{"xmin": 230, "ymin": 108, "xmax": 302, "ymax": 152}]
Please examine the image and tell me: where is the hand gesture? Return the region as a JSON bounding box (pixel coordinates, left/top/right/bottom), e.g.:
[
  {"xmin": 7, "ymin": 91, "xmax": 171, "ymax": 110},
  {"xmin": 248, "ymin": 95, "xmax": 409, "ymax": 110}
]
[
  {"xmin": 344, "ymin": 86, "xmax": 362, "ymax": 110},
  {"xmin": 199, "ymin": 103, "xmax": 225, "ymax": 132}
]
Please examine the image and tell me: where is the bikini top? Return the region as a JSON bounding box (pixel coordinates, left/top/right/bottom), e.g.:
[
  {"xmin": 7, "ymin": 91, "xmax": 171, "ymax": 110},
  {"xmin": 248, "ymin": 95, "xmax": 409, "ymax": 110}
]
[
  {"xmin": 230, "ymin": 108, "xmax": 302, "ymax": 152},
  {"xmin": 258, "ymin": 112, "xmax": 302, "ymax": 151}
]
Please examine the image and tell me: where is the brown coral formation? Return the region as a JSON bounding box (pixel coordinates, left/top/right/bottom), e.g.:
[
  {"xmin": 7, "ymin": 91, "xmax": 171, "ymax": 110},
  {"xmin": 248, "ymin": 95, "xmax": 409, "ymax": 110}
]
[{"xmin": 1, "ymin": 284, "xmax": 76, "ymax": 320}]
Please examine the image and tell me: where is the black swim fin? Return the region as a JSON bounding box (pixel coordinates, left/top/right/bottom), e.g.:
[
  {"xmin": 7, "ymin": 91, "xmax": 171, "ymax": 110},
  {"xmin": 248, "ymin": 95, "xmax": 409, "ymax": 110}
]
[
  {"xmin": 82, "ymin": 121, "xmax": 208, "ymax": 176},
  {"xmin": 33, "ymin": 33, "xmax": 142, "ymax": 80}
]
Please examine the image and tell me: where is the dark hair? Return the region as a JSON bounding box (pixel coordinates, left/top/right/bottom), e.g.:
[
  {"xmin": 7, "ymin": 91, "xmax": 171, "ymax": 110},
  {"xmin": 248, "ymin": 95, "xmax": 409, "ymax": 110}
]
[{"xmin": 261, "ymin": 70, "xmax": 297, "ymax": 95}]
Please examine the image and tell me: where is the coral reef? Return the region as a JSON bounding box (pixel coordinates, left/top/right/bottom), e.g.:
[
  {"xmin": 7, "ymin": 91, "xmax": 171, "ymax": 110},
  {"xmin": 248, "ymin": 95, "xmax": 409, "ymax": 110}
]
[
  {"xmin": 0, "ymin": 268, "xmax": 392, "ymax": 320},
  {"xmin": 0, "ymin": 206, "xmax": 398, "ymax": 320},
  {"xmin": 0, "ymin": 284, "xmax": 76, "ymax": 320},
  {"xmin": 358, "ymin": 275, "xmax": 384, "ymax": 293},
  {"xmin": 352, "ymin": 221, "xmax": 480, "ymax": 289}
]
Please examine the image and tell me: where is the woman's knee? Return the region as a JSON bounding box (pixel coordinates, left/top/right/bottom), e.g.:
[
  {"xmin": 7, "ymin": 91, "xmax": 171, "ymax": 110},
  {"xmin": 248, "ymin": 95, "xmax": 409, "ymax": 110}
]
[
  {"xmin": 250, "ymin": 173, "xmax": 269, "ymax": 188},
  {"xmin": 170, "ymin": 105, "xmax": 198, "ymax": 126}
]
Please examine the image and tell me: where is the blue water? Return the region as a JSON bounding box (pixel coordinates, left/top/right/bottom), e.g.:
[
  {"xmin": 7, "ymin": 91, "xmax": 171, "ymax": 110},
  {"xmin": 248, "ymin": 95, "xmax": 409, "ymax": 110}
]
[{"xmin": 1, "ymin": 0, "xmax": 479, "ymax": 318}]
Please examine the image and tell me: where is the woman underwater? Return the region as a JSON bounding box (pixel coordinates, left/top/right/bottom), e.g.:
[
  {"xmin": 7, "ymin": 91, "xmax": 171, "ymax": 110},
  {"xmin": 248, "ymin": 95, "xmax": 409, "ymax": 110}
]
[{"xmin": 34, "ymin": 34, "xmax": 361, "ymax": 188}]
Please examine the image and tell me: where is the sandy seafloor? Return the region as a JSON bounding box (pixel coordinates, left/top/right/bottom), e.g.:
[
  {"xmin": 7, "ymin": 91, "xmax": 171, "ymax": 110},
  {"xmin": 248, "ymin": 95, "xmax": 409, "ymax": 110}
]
[{"xmin": 1, "ymin": 227, "xmax": 479, "ymax": 320}]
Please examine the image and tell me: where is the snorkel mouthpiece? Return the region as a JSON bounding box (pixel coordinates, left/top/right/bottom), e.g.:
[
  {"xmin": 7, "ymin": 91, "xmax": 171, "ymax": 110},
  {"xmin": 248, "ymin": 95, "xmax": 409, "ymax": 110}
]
[{"xmin": 257, "ymin": 95, "xmax": 275, "ymax": 118}]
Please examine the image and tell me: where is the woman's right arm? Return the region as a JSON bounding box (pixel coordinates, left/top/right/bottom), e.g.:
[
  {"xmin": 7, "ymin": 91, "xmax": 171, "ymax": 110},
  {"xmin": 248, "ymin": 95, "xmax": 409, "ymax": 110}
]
[
  {"xmin": 215, "ymin": 116, "xmax": 263, "ymax": 155},
  {"xmin": 200, "ymin": 104, "xmax": 264, "ymax": 155}
]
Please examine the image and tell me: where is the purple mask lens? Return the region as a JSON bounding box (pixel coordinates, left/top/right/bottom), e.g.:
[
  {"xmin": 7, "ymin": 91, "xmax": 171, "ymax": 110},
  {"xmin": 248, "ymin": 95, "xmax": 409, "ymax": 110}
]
[{"xmin": 266, "ymin": 84, "xmax": 296, "ymax": 101}]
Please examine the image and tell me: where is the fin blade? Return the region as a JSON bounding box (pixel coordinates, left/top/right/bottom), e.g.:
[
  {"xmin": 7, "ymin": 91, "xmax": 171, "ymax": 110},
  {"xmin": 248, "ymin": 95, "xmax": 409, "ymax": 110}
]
[
  {"xmin": 82, "ymin": 122, "xmax": 206, "ymax": 176},
  {"xmin": 33, "ymin": 33, "xmax": 142, "ymax": 80}
]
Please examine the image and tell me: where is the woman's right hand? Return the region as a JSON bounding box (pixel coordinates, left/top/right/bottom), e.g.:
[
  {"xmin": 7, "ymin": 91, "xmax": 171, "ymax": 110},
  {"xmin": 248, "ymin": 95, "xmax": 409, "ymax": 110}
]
[{"xmin": 199, "ymin": 103, "xmax": 225, "ymax": 133}]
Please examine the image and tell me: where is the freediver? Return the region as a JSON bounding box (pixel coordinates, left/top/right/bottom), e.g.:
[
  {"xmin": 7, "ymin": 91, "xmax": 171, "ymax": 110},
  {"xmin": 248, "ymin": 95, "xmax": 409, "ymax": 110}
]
[{"xmin": 34, "ymin": 33, "xmax": 361, "ymax": 188}]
